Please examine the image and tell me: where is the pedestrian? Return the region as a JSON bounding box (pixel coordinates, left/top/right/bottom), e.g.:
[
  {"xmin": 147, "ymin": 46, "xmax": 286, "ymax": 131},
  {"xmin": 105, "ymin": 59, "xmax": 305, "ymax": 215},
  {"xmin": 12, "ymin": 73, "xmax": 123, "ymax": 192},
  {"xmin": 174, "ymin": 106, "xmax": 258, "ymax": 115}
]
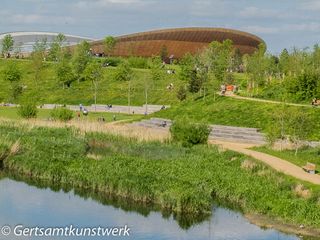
[{"xmin": 79, "ymin": 103, "xmax": 83, "ymax": 112}]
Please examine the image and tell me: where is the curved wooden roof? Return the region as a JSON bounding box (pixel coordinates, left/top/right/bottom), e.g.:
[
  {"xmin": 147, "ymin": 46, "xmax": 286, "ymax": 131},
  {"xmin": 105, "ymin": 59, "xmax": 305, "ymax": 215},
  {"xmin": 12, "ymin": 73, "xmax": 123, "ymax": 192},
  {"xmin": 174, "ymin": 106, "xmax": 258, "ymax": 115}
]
[{"xmin": 91, "ymin": 27, "xmax": 264, "ymax": 59}]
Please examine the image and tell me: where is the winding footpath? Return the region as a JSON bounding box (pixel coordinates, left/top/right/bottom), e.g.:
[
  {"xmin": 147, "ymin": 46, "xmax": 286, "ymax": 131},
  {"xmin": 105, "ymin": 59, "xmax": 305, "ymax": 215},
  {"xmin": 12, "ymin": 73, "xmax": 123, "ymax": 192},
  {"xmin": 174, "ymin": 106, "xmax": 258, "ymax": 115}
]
[
  {"xmin": 211, "ymin": 140, "xmax": 320, "ymax": 185},
  {"xmin": 223, "ymin": 92, "xmax": 312, "ymax": 107}
]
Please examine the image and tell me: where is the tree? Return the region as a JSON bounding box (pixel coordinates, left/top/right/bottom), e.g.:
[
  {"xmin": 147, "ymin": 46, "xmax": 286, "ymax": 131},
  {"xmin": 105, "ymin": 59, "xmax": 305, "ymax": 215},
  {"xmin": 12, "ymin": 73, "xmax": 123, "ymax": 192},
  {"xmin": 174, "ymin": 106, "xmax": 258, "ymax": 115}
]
[
  {"xmin": 208, "ymin": 39, "xmax": 234, "ymax": 83},
  {"xmin": 114, "ymin": 61, "xmax": 133, "ymax": 81},
  {"xmin": 149, "ymin": 56, "xmax": 164, "ymax": 81},
  {"xmin": 179, "ymin": 53, "xmax": 195, "ymax": 81},
  {"xmin": 31, "ymin": 38, "xmax": 47, "ymax": 83},
  {"xmin": 188, "ymin": 70, "xmax": 202, "ymax": 93},
  {"xmin": 287, "ymin": 109, "xmax": 313, "ymax": 155},
  {"xmin": 48, "ymin": 33, "xmax": 66, "ymax": 61},
  {"xmin": 83, "ymin": 61, "xmax": 103, "ymax": 111},
  {"xmin": 72, "ymin": 41, "xmax": 91, "ymax": 82},
  {"xmin": 56, "ymin": 58, "xmax": 75, "ymax": 88},
  {"xmin": 267, "ymin": 106, "xmax": 313, "ymax": 155},
  {"xmin": 177, "ymin": 85, "xmax": 187, "ymax": 101},
  {"xmin": 1, "ymin": 34, "xmax": 14, "ymax": 57},
  {"xmin": 160, "ymin": 45, "xmax": 168, "ymax": 62},
  {"xmin": 245, "ymin": 43, "xmax": 268, "ymax": 95},
  {"xmin": 104, "ymin": 36, "xmax": 117, "ymax": 57},
  {"xmin": 266, "ymin": 105, "xmax": 290, "ymax": 149},
  {"xmin": 3, "ymin": 62, "xmax": 22, "ymax": 83},
  {"xmin": 231, "ymin": 48, "xmax": 243, "ymax": 72},
  {"xmin": 3, "ymin": 62, "xmax": 23, "ymax": 101},
  {"xmin": 279, "ymin": 48, "xmax": 290, "ymax": 77}
]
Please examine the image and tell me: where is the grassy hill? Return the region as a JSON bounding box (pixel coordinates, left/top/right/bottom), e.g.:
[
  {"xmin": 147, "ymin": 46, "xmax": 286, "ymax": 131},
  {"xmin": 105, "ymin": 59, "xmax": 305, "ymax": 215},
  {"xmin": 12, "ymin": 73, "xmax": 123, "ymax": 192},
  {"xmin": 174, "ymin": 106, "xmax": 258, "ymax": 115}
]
[
  {"xmin": 154, "ymin": 95, "xmax": 320, "ymax": 140},
  {"xmin": 0, "ymin": 59, "xmax": 182, "ymax": 106},
  {"xmin": 2, "ymin": 58, "xmax": 320, "ymax": 140}
]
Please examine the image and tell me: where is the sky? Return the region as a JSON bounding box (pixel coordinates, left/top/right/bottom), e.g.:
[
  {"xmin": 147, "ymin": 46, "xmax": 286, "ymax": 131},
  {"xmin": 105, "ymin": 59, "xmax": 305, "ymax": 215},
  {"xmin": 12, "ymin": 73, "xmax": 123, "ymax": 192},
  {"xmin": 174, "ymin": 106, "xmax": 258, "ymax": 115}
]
[{"xmin": 1, "ymin": 0, "xmax": 320, "ymax": 54}]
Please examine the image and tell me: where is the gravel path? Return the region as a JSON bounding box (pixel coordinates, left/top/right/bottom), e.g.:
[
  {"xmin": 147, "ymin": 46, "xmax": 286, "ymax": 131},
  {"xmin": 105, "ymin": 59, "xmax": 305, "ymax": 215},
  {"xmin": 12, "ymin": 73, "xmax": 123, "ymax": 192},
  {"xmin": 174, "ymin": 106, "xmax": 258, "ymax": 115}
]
[
  {"xmin": 224, "ymin": 93, "xmax": 312, "ymax": 107},
  {"xmin": 211, "ymin": 140, "xmax": 320, "ymax": 185}
]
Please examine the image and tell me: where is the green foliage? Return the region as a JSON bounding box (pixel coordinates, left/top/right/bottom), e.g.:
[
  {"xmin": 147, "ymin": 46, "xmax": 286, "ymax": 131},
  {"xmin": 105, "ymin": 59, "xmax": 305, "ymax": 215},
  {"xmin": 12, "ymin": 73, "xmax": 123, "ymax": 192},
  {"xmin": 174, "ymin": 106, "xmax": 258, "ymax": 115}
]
[
  {"xmin": 114, "ymin": 61, "xmax": 133, "ymax": 81},
  {"xmin": 256, "ymin": 146, "xmax": 320, "ymax": 172},
  {"xmin": 11, "ymin": 83, "xmax": 23, "ymax": 101},
  {"xmin": 48, "ymin": 33, "xmax": 66, "ymax": 62},
  {"xmin": 127, "ymin": 57, "xmax": 149, "ymax": 69},
  {"xmin": 188, "ymin": 70, "xmax": 202, "ymax": 93},
  {"xmin": 56, "ymin": 58, "xmax": 76, "ymax": 87},
  {"xmin": 103, "ymin": 57, "xmax": 123, "ymax": 67},
  {"xmin": 50, "ymin": 107, "xmax": 74, "ymax": 122},
  {"xmin": 104, "ymin": 36, "xmax": 117, "ymax": 56},
  {"xmin": 285, "ymin": 70, "xmax": 320, "ymax": 101},
  {"xmin": 179, "ymin": 53, "xmax": 195, "ymax": 81},
  {"xmin": 2, "ymin": 124, "xmax": 320, "ymax": 229},
  {"xmin": 155, "ymin": 96, "xmax": 320, "ymax": 140},
  {"xmin": 170, "ymin": 119, "xmax": 210, "ymax": 146},
  {"xmin": 3, "ymin": 62, "xmax": 23, "ymax": 101},
  {"xmin": 1, "ymin": 34, "xmax": 14, "ymax": 55},
  {"xmin": 207, "ymin": 39, "xmax": 234, "ymax": 83},
  {"xmin": 84, "ymin": 61, "xmax": 103, "ymax": 83},
  {"xmin": 3, "ymin": 61, "xmax": 22, "ymax": 82},
  {"xmin": 149, "ymin": 56, "xmax": 164, "ymax": 81},
  {"xmin": 72, "ymin": 41, "xmax": 91, "ymax": 81},
  {"xmin": 245, "ymin": 43, "xmax": 269, "ymax": 89},
  {"xmin": 160, "ymin": 45, "xmax": 168, "ymax": 61},
  {"xmin": 177, "ymin": 85, "xmax": 187, "ymax": 101},
  {"xmin": 31, "ymin": 39, "xmax": 47, "ymax": 84},
  {"xmin": 18, "ymin": 102, "xmax": 38, "ymax": 119}
]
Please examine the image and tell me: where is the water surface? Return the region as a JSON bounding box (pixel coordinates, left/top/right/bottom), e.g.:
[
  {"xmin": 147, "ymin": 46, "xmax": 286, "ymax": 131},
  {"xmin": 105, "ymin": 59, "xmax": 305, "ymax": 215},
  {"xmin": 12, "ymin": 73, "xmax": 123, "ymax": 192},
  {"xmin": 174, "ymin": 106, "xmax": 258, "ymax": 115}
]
[{"xmin": 0, "ymin": 177, "xmax": 305, "ymax": 240}]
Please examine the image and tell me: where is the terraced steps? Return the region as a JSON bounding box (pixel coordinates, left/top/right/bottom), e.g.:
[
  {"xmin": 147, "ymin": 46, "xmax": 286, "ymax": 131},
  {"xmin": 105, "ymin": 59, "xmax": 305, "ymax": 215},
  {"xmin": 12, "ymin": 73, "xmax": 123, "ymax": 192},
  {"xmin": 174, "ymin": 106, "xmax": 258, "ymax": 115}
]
[{"xmin": 130, "ymin": 118, "xmax": 267, "ymax": 144}]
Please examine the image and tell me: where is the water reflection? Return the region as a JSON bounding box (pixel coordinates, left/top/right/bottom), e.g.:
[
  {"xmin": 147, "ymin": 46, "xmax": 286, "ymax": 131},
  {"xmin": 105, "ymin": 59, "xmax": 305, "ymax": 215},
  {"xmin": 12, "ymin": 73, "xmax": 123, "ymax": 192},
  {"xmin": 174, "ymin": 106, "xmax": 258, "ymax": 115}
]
[{"xmin": 0, "ymin": 172, "xmax": 310, "ymax": 240}]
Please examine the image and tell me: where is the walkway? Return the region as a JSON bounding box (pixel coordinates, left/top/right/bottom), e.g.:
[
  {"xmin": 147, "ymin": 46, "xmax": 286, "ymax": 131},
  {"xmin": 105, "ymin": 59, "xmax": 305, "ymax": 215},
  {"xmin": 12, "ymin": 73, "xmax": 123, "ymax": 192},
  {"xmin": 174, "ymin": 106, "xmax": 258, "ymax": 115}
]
[
  {"xmin": 211, "ymin": 140, "xmax": 320, "ymax": 185},
  {"xmin": 223, "ymin": 92, "xmax": 312, "ymax": 108}
]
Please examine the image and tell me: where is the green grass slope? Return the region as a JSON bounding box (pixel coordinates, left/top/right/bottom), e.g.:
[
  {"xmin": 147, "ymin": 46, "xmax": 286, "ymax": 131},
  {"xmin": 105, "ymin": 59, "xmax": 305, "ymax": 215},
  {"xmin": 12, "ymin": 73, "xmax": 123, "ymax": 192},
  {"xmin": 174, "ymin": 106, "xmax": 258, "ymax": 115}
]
[
  {"xmin": 0, "ymin": 59, "xmax": 182, "ymax": 105},
  {"xmin": 154, "ymin": 96, "xmax": 320, "ymax": 140}
]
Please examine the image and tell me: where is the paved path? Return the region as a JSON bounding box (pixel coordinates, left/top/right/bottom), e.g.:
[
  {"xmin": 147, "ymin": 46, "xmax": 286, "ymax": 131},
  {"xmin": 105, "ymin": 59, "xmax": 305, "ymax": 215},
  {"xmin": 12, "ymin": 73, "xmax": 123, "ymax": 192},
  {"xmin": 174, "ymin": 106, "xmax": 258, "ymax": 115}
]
[
  {"xmin": 211, "ymin": 140, "xmax": 320, "ymax": 185},
  {"xmin": 41, "ymin": 104, "xmax": 169, "ymax": 115}
]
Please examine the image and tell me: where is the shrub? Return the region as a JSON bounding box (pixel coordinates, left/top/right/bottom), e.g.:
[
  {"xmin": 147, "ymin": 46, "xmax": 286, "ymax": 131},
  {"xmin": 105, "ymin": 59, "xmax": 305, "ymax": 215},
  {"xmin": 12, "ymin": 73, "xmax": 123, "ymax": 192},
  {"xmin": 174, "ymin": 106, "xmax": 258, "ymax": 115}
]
[
  {"xmin": 50, "ymin": 107, "xmax": 74, "ymax": 122},
  {"xmin": 177, "ymin": 86, "xmax": 187, "ymax": 101},
  {"xmin": 170, "ymin": 119, "xmax": 210, "ymax": 147},
  {"xmin": 18, "ymin": 102, "xmax": 38, "ymax": 119},
  {"xmin": 127, "ymin": 57, "xmax": 149, "ymax": 69},
  {"xmin": 103, "ymin": 57, "xmax": 123, "ymax": 67}
]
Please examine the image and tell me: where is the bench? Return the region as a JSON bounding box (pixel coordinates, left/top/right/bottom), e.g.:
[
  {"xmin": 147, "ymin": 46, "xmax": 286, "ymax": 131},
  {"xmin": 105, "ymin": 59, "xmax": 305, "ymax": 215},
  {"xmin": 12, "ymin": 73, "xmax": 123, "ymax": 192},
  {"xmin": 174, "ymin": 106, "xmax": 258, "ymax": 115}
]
[{"xmin": 302, "ymin": 162, "xmax": 316, "ymax": 174}]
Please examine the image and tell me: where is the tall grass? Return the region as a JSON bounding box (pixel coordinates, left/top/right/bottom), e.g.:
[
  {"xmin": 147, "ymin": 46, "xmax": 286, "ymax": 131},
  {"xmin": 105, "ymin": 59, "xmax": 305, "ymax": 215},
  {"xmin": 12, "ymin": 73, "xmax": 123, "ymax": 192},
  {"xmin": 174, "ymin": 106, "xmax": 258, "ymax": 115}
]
[{"xmin": 1, "ymin": 123, "xmax": 320, "ymax": 229}]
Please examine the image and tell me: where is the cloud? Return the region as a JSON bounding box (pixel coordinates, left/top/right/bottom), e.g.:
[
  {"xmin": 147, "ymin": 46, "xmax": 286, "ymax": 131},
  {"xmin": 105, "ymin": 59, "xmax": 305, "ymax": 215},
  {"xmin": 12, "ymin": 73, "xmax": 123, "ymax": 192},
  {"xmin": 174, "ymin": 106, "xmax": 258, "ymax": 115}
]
[
  {"xmin": 285, "ymin": 22, "xmax": 320, "ymax": 32},
  {"xmin": 189, "ymin": 0, "xmax": 230, "ymax": 17},
  {"xmin": 300, "ymin": 0, "xmax": 320, "ymax": 11},
  {"xmin": 240, "ymin": 7, "xmax": 277, "ymax": 18},
  {"xmin": 75, "ymin": 0, "xmax": 150, "ymax": 9},
  {"xmin": 241, "ymin": 25, "xmax": 279, "ymax": 34}
]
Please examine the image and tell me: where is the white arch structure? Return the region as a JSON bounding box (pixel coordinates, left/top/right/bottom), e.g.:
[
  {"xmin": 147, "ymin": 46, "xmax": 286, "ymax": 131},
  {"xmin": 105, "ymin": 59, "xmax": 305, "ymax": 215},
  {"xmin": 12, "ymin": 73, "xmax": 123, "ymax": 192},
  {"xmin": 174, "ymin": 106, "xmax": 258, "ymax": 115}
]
[{"xmin": 0, "ymin": 31, "xmax": 96, "ymax": 53}]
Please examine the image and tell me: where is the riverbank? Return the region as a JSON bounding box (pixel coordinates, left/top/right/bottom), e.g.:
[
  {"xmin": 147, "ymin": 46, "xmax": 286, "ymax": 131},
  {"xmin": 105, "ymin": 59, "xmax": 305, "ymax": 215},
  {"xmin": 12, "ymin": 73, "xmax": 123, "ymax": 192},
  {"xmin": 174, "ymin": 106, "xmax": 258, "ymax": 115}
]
[{"xmin": 1, "ymin": 121, "xmax": 320, "ymax": 237}]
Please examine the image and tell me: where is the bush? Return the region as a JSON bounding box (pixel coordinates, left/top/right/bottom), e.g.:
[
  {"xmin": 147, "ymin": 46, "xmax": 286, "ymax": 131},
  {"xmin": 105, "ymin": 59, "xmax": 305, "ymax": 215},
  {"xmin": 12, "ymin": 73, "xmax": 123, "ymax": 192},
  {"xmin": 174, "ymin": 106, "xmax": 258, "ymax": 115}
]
[
  {"xmin": 18, "ymin": 102, "xmax": 38, "ymax": 119},
  {"xmin": 50, "ymin": 107, "xmax": 74, "ymax": 122},
  {"xmin": 127, "ymin": 57, "xmax": 149, "ymax": 69},
  {"xmin": 177, "ymin": 86, "xmax": 187, "ymax": 101},
  {"xmin": 170, "ymin": 119, "xmax": 210, "ymax": 147},
  {"xmin": 103, "ymin": 57, "xmax": 123, "ymax": 67}
]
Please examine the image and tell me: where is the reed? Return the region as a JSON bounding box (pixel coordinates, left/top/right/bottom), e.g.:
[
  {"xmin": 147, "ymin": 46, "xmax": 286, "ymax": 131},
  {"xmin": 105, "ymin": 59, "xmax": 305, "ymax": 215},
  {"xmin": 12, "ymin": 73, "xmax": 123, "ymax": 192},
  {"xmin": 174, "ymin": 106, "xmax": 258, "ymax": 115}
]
[{"xmin": 1, "ymin": 123, "xmax": 320, "ymax": 229}]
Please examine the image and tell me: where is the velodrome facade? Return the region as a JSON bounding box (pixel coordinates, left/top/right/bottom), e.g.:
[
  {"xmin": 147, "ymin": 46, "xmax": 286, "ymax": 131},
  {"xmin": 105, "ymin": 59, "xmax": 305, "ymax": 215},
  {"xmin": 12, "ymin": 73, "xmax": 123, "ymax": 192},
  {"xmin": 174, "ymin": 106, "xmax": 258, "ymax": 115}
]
[{"xmin": 0, "ymin": 28, "xmax": 264, "ymax": 58}]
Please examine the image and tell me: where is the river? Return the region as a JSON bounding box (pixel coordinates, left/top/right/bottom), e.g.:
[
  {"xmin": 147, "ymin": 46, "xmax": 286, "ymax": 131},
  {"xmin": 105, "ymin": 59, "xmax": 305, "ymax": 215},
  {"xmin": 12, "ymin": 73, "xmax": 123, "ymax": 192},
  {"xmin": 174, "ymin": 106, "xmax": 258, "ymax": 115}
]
[{"xmin": 0, "ymin": 175, "xmax": 307, "ymax": 240}]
